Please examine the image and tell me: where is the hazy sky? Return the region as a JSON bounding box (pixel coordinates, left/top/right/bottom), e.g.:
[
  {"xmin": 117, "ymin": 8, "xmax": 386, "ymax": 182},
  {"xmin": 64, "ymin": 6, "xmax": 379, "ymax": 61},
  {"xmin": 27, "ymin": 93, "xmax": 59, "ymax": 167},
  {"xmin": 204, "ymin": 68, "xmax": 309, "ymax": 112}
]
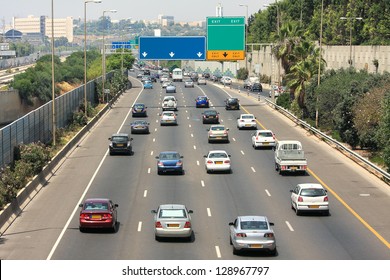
[{"xmin": 1, "ymin": 0, "xmax": 275, "ymax": 26}]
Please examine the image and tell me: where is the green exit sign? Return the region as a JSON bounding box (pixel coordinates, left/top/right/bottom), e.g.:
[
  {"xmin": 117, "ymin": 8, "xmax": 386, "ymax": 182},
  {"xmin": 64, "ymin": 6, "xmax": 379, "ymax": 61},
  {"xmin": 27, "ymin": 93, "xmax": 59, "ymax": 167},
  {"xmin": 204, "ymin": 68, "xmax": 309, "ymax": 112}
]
[{"xmin": 207, "ymin": 16, "xmax": 245, "ymax": 51}]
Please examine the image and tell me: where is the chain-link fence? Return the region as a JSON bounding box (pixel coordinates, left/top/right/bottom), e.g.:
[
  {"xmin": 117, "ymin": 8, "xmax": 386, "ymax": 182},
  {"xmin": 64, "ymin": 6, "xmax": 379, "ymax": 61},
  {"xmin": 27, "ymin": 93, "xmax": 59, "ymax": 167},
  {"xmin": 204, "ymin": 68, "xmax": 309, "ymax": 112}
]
[{"xmin": 0, "ymin": 79, "xmax": 97, "ymax": 167}]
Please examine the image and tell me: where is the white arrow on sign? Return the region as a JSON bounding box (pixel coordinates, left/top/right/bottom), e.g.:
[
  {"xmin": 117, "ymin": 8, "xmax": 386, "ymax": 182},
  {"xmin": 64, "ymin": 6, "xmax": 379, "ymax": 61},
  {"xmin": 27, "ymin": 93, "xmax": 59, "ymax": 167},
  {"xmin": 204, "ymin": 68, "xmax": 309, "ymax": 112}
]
[
  {"xmin": 142, "ymin": 52, "xmax": 148, "ymax": 57},
  {"xmin": 169, "ymin": 52, "xmax": 175, "ymax": 58},
  {"xmin": 197, "ymin": 52, "xmax": 203, "ymax": 58}
]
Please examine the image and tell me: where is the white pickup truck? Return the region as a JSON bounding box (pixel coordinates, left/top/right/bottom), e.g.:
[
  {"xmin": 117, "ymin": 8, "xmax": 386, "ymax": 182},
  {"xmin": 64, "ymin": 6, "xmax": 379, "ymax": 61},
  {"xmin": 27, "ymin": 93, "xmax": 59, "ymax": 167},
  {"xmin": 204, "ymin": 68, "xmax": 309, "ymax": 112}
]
[{"xmin": 274, "ymin": 140, "xmax": 307, "ymax": 174}]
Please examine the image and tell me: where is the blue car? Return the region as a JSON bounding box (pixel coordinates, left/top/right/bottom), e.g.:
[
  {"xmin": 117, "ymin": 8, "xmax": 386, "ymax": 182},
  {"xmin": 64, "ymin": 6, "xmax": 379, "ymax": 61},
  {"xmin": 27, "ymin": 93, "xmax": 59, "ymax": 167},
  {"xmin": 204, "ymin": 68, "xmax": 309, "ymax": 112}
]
[
  {"xmin": 143, "ymin": 81, "xmax": 153, "ymax": 89},
  {"xmin": 132, "ymin": 103, "xmax": 147, "ymax": 117},
  {"xmin": 195, "ymin": 96, "xmax": 209, "ymax": 108},
  {"xmin": 156, "ymin": 151, "xmax": 184, "ymax": 175}
]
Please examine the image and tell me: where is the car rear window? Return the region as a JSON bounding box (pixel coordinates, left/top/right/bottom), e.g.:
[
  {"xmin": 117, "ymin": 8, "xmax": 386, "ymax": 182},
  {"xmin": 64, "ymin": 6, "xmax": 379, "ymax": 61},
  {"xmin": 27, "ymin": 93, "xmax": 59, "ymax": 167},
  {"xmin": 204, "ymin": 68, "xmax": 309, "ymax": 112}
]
[
  {"xmin": 300, "ymin": 188, "xmax": 327, "ymax": 197},
  {"xmin": 240, "ymin": 221, "xmax": 268, "ymax": 230},
  {"xmin": 159, "ymin": 209, "xmax": 187, "ymax": 218},
  {"xmin": 209, "ymin": 153, "xmax": 228, "ymax": 158},
  {"xmin": 258, "ymin": 132, "xmax": 273, "ymax": 137},
  {"xmin": 198, "ymin": 97, "xmax": 207, "ymax": 100},
  {"xmin": 242, "ymin": 115, "xmax": 254, "ymax": 119},
  {"xmin": 112, "ymin": 136, "xmax": 128, "ymax": 142},
  {"xmin": 84, "ymin": 202, "xmax": 109, "ymax": 210},
  {"xmin": 134, "ymin": 104, "xmax": 145, "ymax": 109},
  {"xmin": 159, "ymin": 153, "xmax": 180, "ymax": 160},
  {"xmin": 163, "ymin": 112, "xmax": 175, "ymax": 117},
  {"xmin": 211, "ymin": 126, "xmax": 225, "ymax": 131}
]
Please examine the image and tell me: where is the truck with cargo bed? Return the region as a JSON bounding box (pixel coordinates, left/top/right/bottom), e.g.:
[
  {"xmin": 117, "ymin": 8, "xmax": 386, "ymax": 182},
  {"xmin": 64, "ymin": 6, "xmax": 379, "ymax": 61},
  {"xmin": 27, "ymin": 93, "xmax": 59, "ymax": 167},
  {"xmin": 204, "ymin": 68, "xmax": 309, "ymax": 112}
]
[{"xmin": 274, "ymin": 140, "xmax": 307, "ymax": 174}]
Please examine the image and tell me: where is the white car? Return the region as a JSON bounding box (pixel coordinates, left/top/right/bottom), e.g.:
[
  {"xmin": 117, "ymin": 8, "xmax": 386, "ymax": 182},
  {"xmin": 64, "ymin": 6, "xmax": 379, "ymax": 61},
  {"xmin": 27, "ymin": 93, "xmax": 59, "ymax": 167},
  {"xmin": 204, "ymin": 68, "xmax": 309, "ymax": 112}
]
[
  {"xmin": 162, "ymin": 81, "xmax": 171, "ymax": 88},
  {"xmin": 160, "ymin": 111, "xmax": 177, "ymax": 126},
  {"xmin": 204, "ymin": 150, "xmax": 231, "ymax": 173},
  {"xmin": 251, "ymin": 130, "xmax": 276, "ymax": 148},
  {"xmin": 197, "ymin": 77, "xmax": 207, "ymax": 85},
  {"xmin": 162, "ymin": 96, "xmax": 177, "ymax": 111},
  {"xmin": 290, "ymin": 183, "xmax": 329, "ymax": 216},
  {"xmin": 166, "ymin": 83, "xmax": 176, "ymax": 93},
  {"xmin": 184, "ymin": 79, "xmax": 194, "ymax": 88},
  {"xmin": 221, "ymin": 76, "xmax": 232, "ymax": 85},
  {"xmin": 237, "ymin": 114, "xmax": 257, "ymax": 130}
]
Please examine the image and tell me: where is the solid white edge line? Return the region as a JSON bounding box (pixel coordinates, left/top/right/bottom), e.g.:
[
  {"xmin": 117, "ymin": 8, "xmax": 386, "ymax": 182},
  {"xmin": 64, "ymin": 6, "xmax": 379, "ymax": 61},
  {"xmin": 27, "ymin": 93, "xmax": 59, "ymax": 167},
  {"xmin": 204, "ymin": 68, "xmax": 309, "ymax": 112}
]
[
  {"xmin": 285, "ymin": 221, "xmax": 295, "ymax": 231},
  {"xmin": 265, "ymin": 189, "xmax": 271, "ymax": 197},
  {"xmin": 138, "ymin": 221, "xmax": 142, "ymax": 232},
  {"xmin": 143, "ymin": 190, "xmax": 148, "ymax": 198},
  {"xmin": 215, "ymin": 246, "xmax": 222, "ymax": 258},
  {"xmin": 207, "ymin": 208, "xmax": 211, "ymax": 217},
  {"xmin": 47, "ymin": 80, "xmax": 145, "ymax": 260}
]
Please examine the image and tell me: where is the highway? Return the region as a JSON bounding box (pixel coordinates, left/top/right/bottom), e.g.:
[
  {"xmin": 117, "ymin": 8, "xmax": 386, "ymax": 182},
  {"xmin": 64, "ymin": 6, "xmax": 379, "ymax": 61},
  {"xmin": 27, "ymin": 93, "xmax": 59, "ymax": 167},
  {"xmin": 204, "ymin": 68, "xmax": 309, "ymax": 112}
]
[{"xmin": 1, "ymin": 72, "xmax": 390, "ymax": 260}]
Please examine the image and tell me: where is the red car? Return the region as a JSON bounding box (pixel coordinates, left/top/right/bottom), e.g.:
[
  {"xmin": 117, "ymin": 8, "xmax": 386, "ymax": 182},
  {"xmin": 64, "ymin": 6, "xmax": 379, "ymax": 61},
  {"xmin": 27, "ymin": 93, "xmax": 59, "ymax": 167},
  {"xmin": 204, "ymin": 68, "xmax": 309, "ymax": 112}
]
[{"xmin": 79, "ymin": 198, "xmax": 118, "ymax": 232}]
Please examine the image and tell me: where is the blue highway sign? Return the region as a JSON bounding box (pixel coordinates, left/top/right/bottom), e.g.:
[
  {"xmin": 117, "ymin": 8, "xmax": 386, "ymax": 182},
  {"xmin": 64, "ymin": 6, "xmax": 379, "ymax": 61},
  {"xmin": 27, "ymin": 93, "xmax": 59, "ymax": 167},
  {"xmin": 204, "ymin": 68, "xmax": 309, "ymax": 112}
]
[
  {"xmin": 111, "ymin": 41, "xmax": 133, "ymax": 49},
  {"xmin": 139, "ymin": 36, "xmax": 206, "ymax": 60}
]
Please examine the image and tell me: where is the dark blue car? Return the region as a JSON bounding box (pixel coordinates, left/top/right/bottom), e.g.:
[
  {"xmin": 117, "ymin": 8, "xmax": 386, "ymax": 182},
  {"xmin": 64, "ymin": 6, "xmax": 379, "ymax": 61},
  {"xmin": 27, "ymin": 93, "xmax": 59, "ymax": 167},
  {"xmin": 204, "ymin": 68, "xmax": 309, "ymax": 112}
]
[
  {"xmin": 195, "ymin": 96, "xmax": 209, "ymax": 108},
  {"xmin": 132, "ymin": 103, "xmax": 147, "ymax": 117},
  {"xmin": 156, "ymin": 151, "xmax": 184, "ymax": 175}
]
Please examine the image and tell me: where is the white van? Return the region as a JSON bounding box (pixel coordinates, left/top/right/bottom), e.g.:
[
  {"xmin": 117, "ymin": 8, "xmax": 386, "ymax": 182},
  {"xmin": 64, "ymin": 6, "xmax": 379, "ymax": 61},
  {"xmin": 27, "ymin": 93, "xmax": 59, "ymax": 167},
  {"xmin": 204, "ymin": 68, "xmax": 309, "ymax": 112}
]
[{"xmin": 172, "ymin": 68, "xmax": 183, "ymax": 82}]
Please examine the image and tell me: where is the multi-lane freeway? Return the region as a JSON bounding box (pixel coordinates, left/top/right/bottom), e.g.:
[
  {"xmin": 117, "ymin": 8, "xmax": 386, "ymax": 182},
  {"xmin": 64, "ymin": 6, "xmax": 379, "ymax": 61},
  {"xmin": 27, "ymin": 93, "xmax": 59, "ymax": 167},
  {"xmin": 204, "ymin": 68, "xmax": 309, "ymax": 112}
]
[{"xmin": 1, "ymin": 72, "xmax": 390, "ymax": 260}]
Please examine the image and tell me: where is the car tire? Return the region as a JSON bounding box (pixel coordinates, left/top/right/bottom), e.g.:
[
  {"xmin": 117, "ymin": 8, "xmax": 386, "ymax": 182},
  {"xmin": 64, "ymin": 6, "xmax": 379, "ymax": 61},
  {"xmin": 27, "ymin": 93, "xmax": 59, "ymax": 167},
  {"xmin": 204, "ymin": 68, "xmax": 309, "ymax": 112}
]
[
  {"xmin": 232, "ymin": 247, "xmax": 239, "ymax": 255},
  {"xmin": 230, "ymin": 236, "xmax": 233, "ymax": 245},
  {"xmin": 324, "ymin": 210, "xmax": 330, "ymax": 216},
  {"xmin": 275, "ymin": 163, "xmax": 279, "ymax": 171},
  {"xmin": 112, "ymin": 221, "xmax": 118, "ymax": 233},
  {"xmin": 155, "ymin": 235, "xmax": 160, "ymax": 241},
  {"xmin": 79, "ymin": 226, "xmax": 85, "ymax": 233},
  {"xmin": 158, "ymin": 170, "xmax": 162, "ymax": 175},
  {"xmin": 269, "ymin": 248, "xmax": 277, "ymax": 256},
  {"xmin": 295, "ymin": 208, "xmax": 301, "ymax": 216}
]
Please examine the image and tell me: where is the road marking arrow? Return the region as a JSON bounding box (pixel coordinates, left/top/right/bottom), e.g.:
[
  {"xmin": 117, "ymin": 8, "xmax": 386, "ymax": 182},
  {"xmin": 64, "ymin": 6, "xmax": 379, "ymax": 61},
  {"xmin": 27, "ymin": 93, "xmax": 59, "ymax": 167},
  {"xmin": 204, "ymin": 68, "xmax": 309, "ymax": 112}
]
[
  {"xmin": 197, "ymin": 52, "xmax": 203, "ymax": 57},
  {"xmin": 169, "ymin": 52, "xmax": 175, "ymax": 57},
  {"xmin": 142, "ymin": 52, "xmax": 148, "ymax": 57}
]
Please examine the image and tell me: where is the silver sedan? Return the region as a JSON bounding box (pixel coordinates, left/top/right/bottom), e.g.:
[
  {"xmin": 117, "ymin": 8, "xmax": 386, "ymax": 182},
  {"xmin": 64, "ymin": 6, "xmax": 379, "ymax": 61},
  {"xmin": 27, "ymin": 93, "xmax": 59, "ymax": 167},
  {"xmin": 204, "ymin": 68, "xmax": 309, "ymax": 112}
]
[
  {"xmin": 160, "ymin": 111, "xmax": 177, "ymax": 126},
  {"xmin": 229, "ymin": 216, "xmax": 277, "ymax": 255},
  {"xmin": 151, "ymin": 204, "xmax": 193, "ymax": 241}
]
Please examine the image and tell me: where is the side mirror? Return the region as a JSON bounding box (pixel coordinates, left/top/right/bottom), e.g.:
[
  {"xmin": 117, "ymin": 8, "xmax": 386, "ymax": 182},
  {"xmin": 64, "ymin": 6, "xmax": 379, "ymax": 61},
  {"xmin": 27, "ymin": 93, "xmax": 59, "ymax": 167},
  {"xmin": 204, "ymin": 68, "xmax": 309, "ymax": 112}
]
[
  {"xmin": 130, "ymin": 138, "xmax": 133, "ymax": 141},
  {"xmin": 180, "ymin": 156, "xmax": 184, "ymax": 158},
  {"xmin": 151, "ymin": 210, "xmax": 157, "ymax": 214},
  {"xmin": 203, "ymin": 155, "xmax": 207, "ymax": 158},
  {"xmin": 155, "ymin": 156, "xmax": 159, "ymax": 159},
  {"xmin": 228, "ymin": 155, "xmax": 231, "ymax": 157},
  {"xmin": 269, "ymin": 222, "xmax": 275, "ymax": 226},
  {"xmin": 228, "ymin": 222, "xmax": 234, "ymax": 226},
  {"xmin": 114, "ymin": 204, "xmax": 119, "ymax": 208},
  {"xmin": 290, "ymin": 190, "xmax": 294, "ymax": 193},
  {"xmin": 79, "ymin": 204, "xmax": 83, "ymax": 208},
  {"xmin": 226, "ymin": 128, "xmax": 229, "ymax": 131},
  {"xmin": 108, "ymin": 138, "xmax": 112, "ymax": 140},
  {"xmin": 188, "ymin": 210, "xmax": 193, "ymax": 214},
  {"xmin": 206, "ymin": 129, "xmax": 210, "ymax": 131}
]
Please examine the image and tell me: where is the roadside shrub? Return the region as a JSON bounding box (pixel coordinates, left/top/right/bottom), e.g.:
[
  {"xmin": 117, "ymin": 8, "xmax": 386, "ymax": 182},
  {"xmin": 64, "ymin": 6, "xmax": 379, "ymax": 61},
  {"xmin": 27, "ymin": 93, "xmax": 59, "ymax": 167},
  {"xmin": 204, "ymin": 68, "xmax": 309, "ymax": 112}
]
[
  {"xmin": 276, "ymin": 92, "xmax": 291, "ymax": 110},
  {"xmin": 0, "ymin": 167, "xmax": 20, "ymax": 202},
  {"xmin": 17, "ymin": 142, "xmax": 51, "ymax": 174},
  {"xmin": 237, "ymin": 68, "xmax": 248, "ymax": 80}
]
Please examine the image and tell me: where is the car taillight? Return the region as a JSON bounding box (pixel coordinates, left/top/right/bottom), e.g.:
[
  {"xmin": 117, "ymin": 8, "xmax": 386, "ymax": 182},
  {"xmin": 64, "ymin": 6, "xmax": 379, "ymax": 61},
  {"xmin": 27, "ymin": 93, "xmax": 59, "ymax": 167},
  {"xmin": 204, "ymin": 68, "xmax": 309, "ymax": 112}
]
[
  {"xmin": 155, "ymin": 221, "xmax": 162, "ymax": 228},
  {"xmin": 80, "ymin": 213, "xmax": 90, "ymax": 220},
  {"xmin": 236, "ymin": 233, "xmax": 247, "ymax": 237},
  {"xmin": 224, "ymin": 160, "xmax": 230, "ymax": 164},
  {"xmin": 184, "ymin": 222, "xmax": 191, "ymax": 228},
  {"xmin": 256, "ymin": 136, "xmax": 259, "ymax": 140},
  {"xmin": 158, "ymin": 162, "xmax": 164, "ymax": 166},
  {"xmin": 264, "ymin": 233, "xmax": 274, "ymax": 238},
  {"xmin": 207, "ymin": 160, "xmax": 213, "ymax": 164},
  {"xmin": 324, "ymin": 196, "xmax": 328, "ymax": 202},
  {"xmin": 252, "ymin": 120, "xmax": 256, "ymax": 122},
  {"xmin": 298, "ymin": 196, "xmax": 303, "ymax": 202},
  {"xmin": 240, "ymin": 120, "xmax": 244, "ymax": 122},
  {"xmin": 223, "ymin": 131, "xmax": 228, "ymax": 135},
  {"xmin": 203, "ymin": 115, "xmax": 206, "ymax": 118},
  {"xmin": 273, "ymin": 134, "xmax": 276, "ymax": 139},
  {"xmin": 176, "ymin": 161, "xmax": 182, "ymax": 166},
  {"xmin": 102, "ymin": 213, "xmax": 112, "ymax": 220}
]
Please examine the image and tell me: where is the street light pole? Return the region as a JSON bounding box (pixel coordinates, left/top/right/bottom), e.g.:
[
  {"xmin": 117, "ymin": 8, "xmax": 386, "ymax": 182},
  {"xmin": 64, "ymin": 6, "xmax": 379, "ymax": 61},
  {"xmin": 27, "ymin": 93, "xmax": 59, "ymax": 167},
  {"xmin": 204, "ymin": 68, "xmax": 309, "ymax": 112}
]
[
  {"xmin": 84, "ymin": 0, "xmax": 101, "ymax": 117},
  {"xmin": 51, "ymin": 0, "xmax": 56, "ymax": 145},
  {"xmin": 340, "ymin": 16, "xmax": 363, "ymax": 66},
  {"xmin": 239, "ymin": 4, "xmax": 249, "ymax": 75},
  {"xmin": 264, "ymin": 1, "xmax": 280, "ymax": 86},
  {"xmin": 315, "ymin": 0, "xmax": 324, "ymax": 128},
  {"xmin": 102, "ymin": 9, "xmax": 117, "ymax": 103}
]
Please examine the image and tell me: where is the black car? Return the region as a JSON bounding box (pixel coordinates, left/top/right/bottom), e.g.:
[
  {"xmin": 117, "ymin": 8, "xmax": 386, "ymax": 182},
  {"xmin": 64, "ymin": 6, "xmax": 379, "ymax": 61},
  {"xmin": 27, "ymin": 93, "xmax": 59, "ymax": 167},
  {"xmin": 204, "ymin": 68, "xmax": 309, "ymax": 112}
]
[
  {"xmin": 202, "ymin": 110, "xmax": 220, "ymax": 124},
  {"xmin": 203, "ymin": 72, "xmax": 210, "ymax": 79},
  {"xmin": 109, "ymin": 133, "xmax": 133, "ymax": 155},
  {"xmin": 250, "ymin": 83, "xmax": 262, "ymax": 92},
  {"xmin": 225, "ymin": 98, "xmax": 240, "ymax": 110},
  {"xmin": 130, "ymin": 120, "xmax": 150, "ymax": 134},
  {"xmin": 132, "ymin": 103, "xmax": 147, "ymax": 117}
]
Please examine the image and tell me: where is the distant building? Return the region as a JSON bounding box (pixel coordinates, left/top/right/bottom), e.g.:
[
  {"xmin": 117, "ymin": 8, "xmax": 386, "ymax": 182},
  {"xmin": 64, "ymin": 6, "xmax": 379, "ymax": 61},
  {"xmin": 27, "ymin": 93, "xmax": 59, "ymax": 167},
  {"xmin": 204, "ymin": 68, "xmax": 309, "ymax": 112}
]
[
  {"xmin": 4, "ymin": 29, "xmax": 22, "ymax": 40},
  {"xmin": 12, "ymin": 15, "xmax": 73, "ymax": 42},
  {"xmin": 158, "ymin": 15, "xmax": 174, "ymax": 26}
]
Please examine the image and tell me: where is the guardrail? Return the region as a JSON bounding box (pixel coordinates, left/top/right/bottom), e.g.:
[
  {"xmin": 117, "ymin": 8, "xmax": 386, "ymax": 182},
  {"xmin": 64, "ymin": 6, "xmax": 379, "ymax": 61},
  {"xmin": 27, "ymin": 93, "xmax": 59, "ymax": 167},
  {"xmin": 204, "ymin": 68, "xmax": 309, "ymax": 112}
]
[{"xmin": 264, "ymin": 98, "xmax": 390, "ymax": 183}]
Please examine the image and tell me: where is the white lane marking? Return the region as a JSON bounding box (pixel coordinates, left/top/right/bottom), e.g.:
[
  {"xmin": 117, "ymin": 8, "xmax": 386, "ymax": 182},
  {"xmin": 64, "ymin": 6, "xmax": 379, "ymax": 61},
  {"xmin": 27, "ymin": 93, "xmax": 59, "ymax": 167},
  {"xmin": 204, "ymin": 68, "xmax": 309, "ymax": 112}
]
[
  {"xmin": 285, "ymin": 221, "xmax": 294, "ymax": 232},
  {"xmin": 153, "ymin": 138, "xmax": 156, "ymax": 142},
  {"xmin": 207, "ymin": 208, "xmax": 212, "ymax": 216},
  {"xmin": 138, "ymin": 221, "xmax": 142, "ymax": 232},
  {"xmin": 47, "ymin": 79, "xmax": 145, "ymax": 260},
  {"xmin": 186, "ymin": 110, "xmax": 188, "ymax": 113},
  {"xmin": 220, "ymin": 119, "xmax": 224, "ymax": 122},
  {"xmin": 265, "ymin": 189, "xmax": 271, "ymax": 197},
  {"xmin": 193, "ymin": 145, "xmax": 197, "ymax": 150},
  {"xmin": 251, "ymin": 167, "xmax": 256, "ymax": 173},
  {"xmin": 187, "ymin": 116, "xmax": 190, "ymax": 120},
  {"xmin": 197, "ymin": 160, "xmax": 200, "ymax": 166},
  {"xmin": 155, "ymin": 128, "xmax": 157, "ymax": 132},
  {"xmin": 184, "ymin": 105, "xmax": 187, "ymax": 107},
  {"xmin": 191, "ymin": 133, "xmax": 194, "ymax": 138},
  {"xmin": 148, "ymin": 168, "xmax": 151, "ymax": 174},
  {"xmin": 150, "ymin": 151, "xmax": 154, "ymax": 156},
  {"xmin": 215, "ymin": 246, "xmax": 222, "ymax": 258},
  {"xmin": 144, "ymin": 190, "xmax": 148, "ymax": 198},
  {"xmin": 189, "ymin": 124, "xmax": 192, "ymax": 128},
  {"xmin": 232, "ymin": 138, "xmax": 236, "ymax": 142},
  {"xmin": 155, "ymin": 119, "xmax": 158, "ymax": 123},
  {"xmin": 156, "ymin": 112, "xmax": 159, "ymax": 115},
  {"xmin": 201, "ymin": 180, "xmax": 205, "ymax": 187},
  {"xmin": 240, "ymin": 150, "xmax": 245, "ymax": 155}
]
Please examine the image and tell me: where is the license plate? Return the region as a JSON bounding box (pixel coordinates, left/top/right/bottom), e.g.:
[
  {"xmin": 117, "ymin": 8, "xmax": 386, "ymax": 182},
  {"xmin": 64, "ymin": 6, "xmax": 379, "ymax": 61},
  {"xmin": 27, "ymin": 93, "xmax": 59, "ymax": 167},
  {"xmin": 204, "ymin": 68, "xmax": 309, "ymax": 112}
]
[
  {"xmin": 216, "ymin": 137, "xmax": 222, "ymax": 139},
  {"xmin": 290, "ymin": 166, "xmax": 297, "ymax": 170},
  {"xmin": 215, "ymin": 161, "xmax": 223, "ymax": 164},
  {"xmin": 166, "ymin": 120, "xmax": 172, "ymax": 122},
  {"xmin": 209, "ymin": 116, "xmax": 214, "ymax": 118},
  {"xmin": 262, "ymin": 142, "xmax": 269, "ymax": 145},
  {"xmin": 245, "ymin": 124, "xmax": 251, "ymax": 127},
  {"xmin": 167, "ymin": 224, "xmax": 180, "ymax": 228},
  {"xmin": 250, "ymin": 244, "xmax": 263, "ymax": 248},
  {"xmin": 309, "ymin": 205, "xmax": 320, "ymax": 209},
  {"xmin": 116, "ymin": 144, "xmax": 124, "ymax": 147},
  {"xmin": 91, "ymin": 215, "xmax": 101, "ymax": 219}
]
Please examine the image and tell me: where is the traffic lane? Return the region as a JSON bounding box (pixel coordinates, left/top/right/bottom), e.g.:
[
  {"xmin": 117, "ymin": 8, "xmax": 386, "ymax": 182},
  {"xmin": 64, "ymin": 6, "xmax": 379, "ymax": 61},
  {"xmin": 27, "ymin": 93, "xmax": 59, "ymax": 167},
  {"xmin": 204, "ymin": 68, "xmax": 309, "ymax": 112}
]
[
  {"xmin": 212, "ymin": 85, "xmax": 390, "ymax": 254},
  {"xmin": 191, "ymin": 84, "xmax": 390, "ymax": 259},
  {"xmin": 0, "ymin": 85, "xmax": 143, "ymax": 260}
]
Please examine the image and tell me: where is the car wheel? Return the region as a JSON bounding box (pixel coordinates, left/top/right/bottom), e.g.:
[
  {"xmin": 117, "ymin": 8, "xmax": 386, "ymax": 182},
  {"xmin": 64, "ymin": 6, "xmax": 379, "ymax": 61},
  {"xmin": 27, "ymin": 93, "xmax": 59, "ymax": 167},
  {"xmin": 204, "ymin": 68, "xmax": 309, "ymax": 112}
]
[
  {"xmin": 158, "ymin": 170, "xmax": 162, "ymax": 175},
  {"xmin": 275, "ymin": 163, "xmax": 279, "ymax": 171},
  {"xmin": 232, "ymin": 246, "xmax": 239, "ymax": 255},
  {"xmin": 295, "ymin": 208, "xmax": 301, "ymax": 216},
  {"xmin": 324, "ymin": 210, "xmax": 330, "ymax": 216},
  {"xmin": 79, "ymin": 226, "xmax": 85, "ymax": 233},
  {"xmin": 229, "ymin": 236, "xmax": 233, "ymax": 245},
  {"xmin": 269, "ymin": 248, "xmax": 277, "ymax": 256},
  {"xmin": 155, "ymin": 235, "xmax": 160, "ymax": 241},
  {"xmin": 112, "ymin": 221, "xmax": 118, "ymax": 233}
]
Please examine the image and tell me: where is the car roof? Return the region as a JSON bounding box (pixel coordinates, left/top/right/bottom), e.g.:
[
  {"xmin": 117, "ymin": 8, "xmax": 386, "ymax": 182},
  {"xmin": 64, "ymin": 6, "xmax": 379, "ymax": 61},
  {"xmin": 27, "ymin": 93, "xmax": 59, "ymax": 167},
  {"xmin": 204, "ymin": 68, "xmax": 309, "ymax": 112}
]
[
  {"xmin": 210, "ymin": 124, "xmax": 225, "ymax": 128},
  {"xmin": 256, "ymin": 129, "xmax": 273, "ymax": 133},
  {"xmin": 240, "ymin": 114, "xmax": 254, "ymax": 117},
  {"xmin": 84, "ymin": 198, "xmax": 110, "ymax": 203},
  {"xmin": 159, "ymin": 204, "xmax": 186, "ymax": 210},
  {"xmin": 297, "ymin": 183, "xmax": 324, "ymax": 189},
  {"xmin": 112, "ymin": 133, "xmax": 129, "ymax": 137},
  {"xmin": 238, "ymin": 216, "xmax": 268, "ymax": 222},
  {"xmin": 277, "ymin": 140, "xmax": 302, "ymax": 145},
  {"xmin": 164, "ymin": 96, "xmax": 176, "ymax": 99},
  {"xmin": 208, "ymin": 150, "xmax": 227, "ymax": 154}
]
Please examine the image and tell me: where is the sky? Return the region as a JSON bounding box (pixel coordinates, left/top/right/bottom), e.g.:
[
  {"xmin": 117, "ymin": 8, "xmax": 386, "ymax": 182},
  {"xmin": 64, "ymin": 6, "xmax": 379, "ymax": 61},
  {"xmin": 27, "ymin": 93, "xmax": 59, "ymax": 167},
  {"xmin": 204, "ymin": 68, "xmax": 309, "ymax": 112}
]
[{"xmin": 1, "ymin": 0, "xmax": 275, "ymax": 26}]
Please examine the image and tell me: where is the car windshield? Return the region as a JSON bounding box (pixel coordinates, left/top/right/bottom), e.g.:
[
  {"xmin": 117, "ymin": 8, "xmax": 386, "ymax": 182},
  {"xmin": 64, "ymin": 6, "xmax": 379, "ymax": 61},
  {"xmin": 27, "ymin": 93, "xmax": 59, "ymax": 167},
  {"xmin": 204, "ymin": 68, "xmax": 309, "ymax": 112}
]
[
  {"xmin": 159, "ymin": 209, "xmax": 187, "ymax": 218},
  {"xmin": 228, "ymin": 99, "xmax": 238, "ymax": 104},
  {"xmin": 258, "ymin": 132, "xmax": 273, "ymax": 137},
  {"xmin": 204, "ymin": 111, "xmax": 216, "ymax": 115},
  {"xmin": 210, "ymin": 126, "xmax": 225, "ymax": 131},
  {"xmin": 300, "ymin": 188, "xmax": 327, "ymax": 197},
  {"xmin": 134, "ymin": 104, "xmax": 145, "ymax": 109},
  {"xmin": 209, "ymin": 152, "xmax": 227, "ymax": 158},
  {"xmin": 84, "ymin": 202, "xmax": 109, "ymax": 210},
  {"xmin": 133, "ymin": 120, "xmax": 147, "ymax": 125},
  {"xmin": 159, "ymin": 153, "xmax": 180, "ymax": 160},
  {"xmin": 163, "ymin": 112, "xmax": 175, "ymax": 117},
  {"xmin": 240, "ymin": 221, "xmax": 268, "ymax": 230},
  {"xmin": 198, "ymin": 97, "xmax": 207, "ymax": 100},
  {"xmin": 242, "ymin": 115, "xmax": 254, "ymax": 119},
  {"xmin": 111, "ymin": 136, "xmax": 128, "ymax": 142}
]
